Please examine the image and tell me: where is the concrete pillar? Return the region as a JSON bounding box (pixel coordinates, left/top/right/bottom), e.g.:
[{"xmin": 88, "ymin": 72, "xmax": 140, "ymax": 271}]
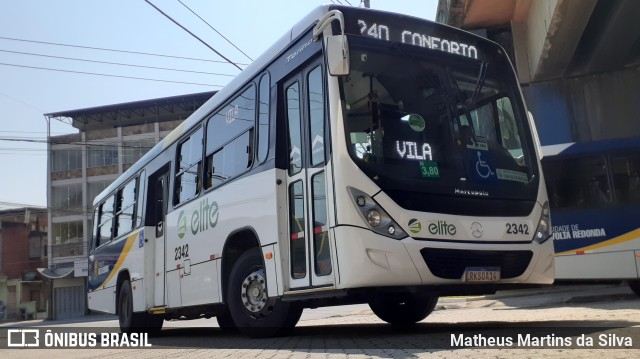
[{"xmin": 512, "ymin": 0, "xmax": 597, "ymax": 83}]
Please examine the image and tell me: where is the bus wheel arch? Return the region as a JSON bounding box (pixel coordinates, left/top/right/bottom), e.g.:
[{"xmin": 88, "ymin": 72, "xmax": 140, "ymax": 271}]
[
  {"xmin": 221, "ymin": 228, "xmax": 261, "ymax": 303},
  {"xmin": 116, "ymin": 271, "xmax": 163, "ymax": 334},
  {"xmin": 115, "ymin": 270, "xmax": 131, "ymax": 315}
]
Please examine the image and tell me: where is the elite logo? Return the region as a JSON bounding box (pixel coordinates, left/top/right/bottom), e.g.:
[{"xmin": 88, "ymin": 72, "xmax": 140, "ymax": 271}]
[
  {"xmin": 177, "ymin": 199, "xmax": 219, "ymax": 239},
  {"xmin": 428, "ymin": 220, "xmax": 457, "ymax": 236}
]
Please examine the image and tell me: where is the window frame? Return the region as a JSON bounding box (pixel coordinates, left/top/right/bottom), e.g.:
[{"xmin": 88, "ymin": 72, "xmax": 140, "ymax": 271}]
[
  {"xmin": 114, "ymin": 177, "xmax": 139, "ymax": 239},
  {"xmin": 88, "ymin": 144, "xmax": 119, "ymax": 168},
  {"xmin": 204, "ymin": 83, "xmax": 257, "ymax": 191},
  {"xmin": 545, "ymin": 154, "xmax": 612, "ymax": 211},
  {"xmin": 92, "ymin": 174, "xmax": 143, "ymax": 251},
  {"xmin": 96, "ymin": 194, "xmax": 115, "ymax": 249},
  {"xmin": 173, "ymin": 126, "xmax": 204, "ymax": 207},
  {"xmin": 257, "ymin": 72, "xmax": 271, "ymax": 165},
  {"xmin": 608, "ymin": 151, "xmax": 640, "ymax": 206},
  {"xmin": 307, "ymin": 65, "xmax": 326, "ymax": 168}
]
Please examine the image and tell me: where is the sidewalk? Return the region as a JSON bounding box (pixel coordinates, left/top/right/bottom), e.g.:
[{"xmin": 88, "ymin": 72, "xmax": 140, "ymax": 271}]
[
  {"xmin": 0, "ymin": 312, "xmax": 117, "ymax": 328},
  {"xmin": 437, "ymin": 282, "xmax": 638, "ymax": 310}
]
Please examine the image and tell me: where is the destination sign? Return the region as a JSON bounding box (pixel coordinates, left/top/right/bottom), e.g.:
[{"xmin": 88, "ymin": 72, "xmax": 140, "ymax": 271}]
[
  {"xmin": 338, "ymin": 7, "xmax": 490, "ymax": 61},
  {"xmin": 357, "ymin": 19, "xmax": 478, "ymax": 59}
]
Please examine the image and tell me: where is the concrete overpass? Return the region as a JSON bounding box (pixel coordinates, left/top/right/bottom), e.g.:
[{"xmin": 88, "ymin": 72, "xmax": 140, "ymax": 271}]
[{"xmin": 437, "ymin": 0, "xmax": 640, "ymax": 144}]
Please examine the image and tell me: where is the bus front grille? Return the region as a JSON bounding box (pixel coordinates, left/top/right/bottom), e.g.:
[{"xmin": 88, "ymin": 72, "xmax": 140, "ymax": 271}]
[{"xmin": 419, "ymin": 248, "xmax": 533, "ymax": 280}]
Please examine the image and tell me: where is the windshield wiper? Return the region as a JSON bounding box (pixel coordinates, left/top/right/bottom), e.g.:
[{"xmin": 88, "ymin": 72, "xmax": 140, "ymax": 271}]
[{"xmin": 467, "ymin": 61, "xmax": 488, "ymax": 112}]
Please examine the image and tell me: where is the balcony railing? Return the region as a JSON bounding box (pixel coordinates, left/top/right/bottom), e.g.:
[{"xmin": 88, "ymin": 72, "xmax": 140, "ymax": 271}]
[{"xmin": 51, "ymin": 242, "xmax": 85, "ymax": 258}]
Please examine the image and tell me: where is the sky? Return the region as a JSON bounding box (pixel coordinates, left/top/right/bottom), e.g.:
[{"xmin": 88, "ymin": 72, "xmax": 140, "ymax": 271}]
[{"xmin": 0, "ymin": 0, "xmax": 438, "ymax": 209}]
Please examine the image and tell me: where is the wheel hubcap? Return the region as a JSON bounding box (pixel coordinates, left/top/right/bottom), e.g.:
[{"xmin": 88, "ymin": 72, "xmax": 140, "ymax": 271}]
[{"xmin": 241, "ymin": 268, "xmax": 270, "ymax": 314}]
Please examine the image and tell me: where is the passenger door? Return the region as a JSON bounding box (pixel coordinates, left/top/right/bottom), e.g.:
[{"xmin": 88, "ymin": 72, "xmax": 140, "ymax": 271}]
[
  {"xmin": 283, "ymin": 59, "xmax": 334, "ymax": 290},
  {"xmin": 147, "ymin": 165, "xmax": 170, "ymax": 307}
]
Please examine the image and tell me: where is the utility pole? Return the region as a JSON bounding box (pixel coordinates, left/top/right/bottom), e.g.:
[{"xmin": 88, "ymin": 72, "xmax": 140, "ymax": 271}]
[{"xmin": 363, "ymin": 0, "xmax": 370, "ymax": 8}]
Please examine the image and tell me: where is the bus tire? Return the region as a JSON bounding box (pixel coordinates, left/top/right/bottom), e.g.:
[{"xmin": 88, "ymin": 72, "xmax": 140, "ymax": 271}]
[
  {"xmin": 628, "ymin": 280, "xmax": 640, "ymax": 297},
  {"xmin": 368, "ymin": 292, "xmax": 438, "ymax": 327},
  {"xmin": 216, "ymin": 306, "xmax": 237, "ymax": 331},
  {"xmin": 118, "ymin": 280, "xmax": 163, "ymax": 335},
  {"xmin": 227, "ymin": 248, "xmax": 302, "ymax": 338}
]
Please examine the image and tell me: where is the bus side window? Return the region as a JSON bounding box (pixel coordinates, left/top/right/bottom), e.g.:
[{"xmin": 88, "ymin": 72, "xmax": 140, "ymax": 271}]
[
  {"xmin": 175, "ymin": 127, "xmax": 203, "ymax": 205},
  {"xmin": 205, "ymin": 85, "xmax": 256, "ymax": 189},
  {"xmin": 611, "ymin": 154, "xmax": 640, "ymax": 204},
  {"xmin": 97, "ymin": 195, "xmax": 115, "ymax": 247},
  {"xmin": 155, "ymin": 177, "xmax": 165, "ymax": 237},
  {"xmin": 114, "ymin": 178, "xmax": 137, "ymax": 238},
  {"xmin": 544, "ymin": 156, "xmax": 610, "ymax": 210}
]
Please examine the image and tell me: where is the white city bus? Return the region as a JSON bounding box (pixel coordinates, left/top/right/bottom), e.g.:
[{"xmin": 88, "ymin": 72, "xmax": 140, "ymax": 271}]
[{"xmin": 88, "ymin": 5, "xmax": 553, "ymax": 337}]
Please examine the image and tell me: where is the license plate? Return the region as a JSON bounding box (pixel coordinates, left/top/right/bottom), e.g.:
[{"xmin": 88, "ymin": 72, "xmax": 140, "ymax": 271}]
[{"xmin": 464, "ymin": 267, "xmax": 501, "ymax": 282}]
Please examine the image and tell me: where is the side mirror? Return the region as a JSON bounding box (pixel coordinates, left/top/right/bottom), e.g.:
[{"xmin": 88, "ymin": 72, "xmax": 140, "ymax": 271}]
[{"xmin": 325, "ymin": 35, "xmax": 349, "ymax": 76}]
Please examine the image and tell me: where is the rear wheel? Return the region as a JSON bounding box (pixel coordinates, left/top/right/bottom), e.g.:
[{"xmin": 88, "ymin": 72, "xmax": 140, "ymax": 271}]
[
  {"xmin": 369, "ymin": 292, "xmax": 438, "ymax": 327},
  {"xmin": 227, "ymin": 248, "xmax": 302, "ymax": 338},
  {"xmin": 118, "ymin": 279, "xmax": 164, "ymax": 334},
  {"xmin": 628, "ymin": 280, "xmax": 640, "ymax": 297}
]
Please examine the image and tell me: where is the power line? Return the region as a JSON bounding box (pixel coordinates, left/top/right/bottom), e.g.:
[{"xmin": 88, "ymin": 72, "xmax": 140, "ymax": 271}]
[
  {"xmin": 0, "ymin": 49, "xmax": 236, "ymax": 77},
  {"xmin": 0, "ymin": 62, "xmax": 223, "ymax": 87},
  {"xmin": 344, "ymin": 0, "xmax": 353, "ymax": 5},
  {"xmin": 143, "ymin": 0, "xmax": 243, "ymax": 71},
  {"xmin": 0, "ymin": 36, "xmax": 249, "ymax": 66},
  {"xmin": 0, "ymin": 90, "xmax": 45, "ymax": 112},
  {"xmin": 177, "ymin": 0, "xmax": 253, "ymax": 62}
]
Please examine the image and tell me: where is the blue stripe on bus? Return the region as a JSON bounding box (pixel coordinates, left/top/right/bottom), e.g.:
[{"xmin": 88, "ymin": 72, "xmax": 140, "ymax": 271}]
[{"xmin": 87, "ymin": 234, "xmax": 133, "ymax": 291}]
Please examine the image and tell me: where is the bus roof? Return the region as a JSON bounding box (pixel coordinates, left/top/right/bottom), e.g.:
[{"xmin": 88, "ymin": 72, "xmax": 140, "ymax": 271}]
[
  {"xmin": 94, "ymin": 5, "xmax": 333, "ymax": 206},
  {"xmin": 542, "ymin": 136, "xmax": 640, "ymax": 158}
]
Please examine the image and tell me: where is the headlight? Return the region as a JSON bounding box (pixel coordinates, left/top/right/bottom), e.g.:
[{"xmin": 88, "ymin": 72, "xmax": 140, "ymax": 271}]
[
  {"xmin": 347, "ymin": 187, "xmax": 407, "ymax": 240},
  {"xmin": 533, "ymin": 201, "xmax": 552, "ymax": 243},
  {"xmin": 366, "ymin": 209, "xmax": 381, "ymax": 227}
]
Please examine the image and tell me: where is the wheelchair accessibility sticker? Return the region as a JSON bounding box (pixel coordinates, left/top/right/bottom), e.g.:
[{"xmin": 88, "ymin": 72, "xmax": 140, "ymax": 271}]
[
  {"xmin": 472, "ymin": 151, "xmax": 496, "ymax": 181},
  {"xmin": 470, "ymin": 150, "xmax": 529, "ymax": 184}
]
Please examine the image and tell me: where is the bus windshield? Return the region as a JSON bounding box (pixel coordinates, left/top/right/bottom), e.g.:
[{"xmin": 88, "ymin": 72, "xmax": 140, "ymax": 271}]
[{"xmin": 341, "ymin": 37, "xmax": 538, "ymax": 206}]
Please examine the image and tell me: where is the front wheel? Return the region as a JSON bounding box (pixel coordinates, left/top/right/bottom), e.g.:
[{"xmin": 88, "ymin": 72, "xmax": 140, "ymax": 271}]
[
  {"xmin": 628, "ymin": 280, "xmax": 640, "ymax": 297},
  {"xmin": 118, "ymin": 279, "xmax": 164, "ymax": 334},
  {"xmin": 216, "ymin": 306, "xmax": 237, "ymax": 331},
  {"xmin": 227, "ymin": 248, "xmax": 302, "ymax": 338},
  {"xmin": 369, "ymin": 292, "xmax": 438, "ymax": 327}
]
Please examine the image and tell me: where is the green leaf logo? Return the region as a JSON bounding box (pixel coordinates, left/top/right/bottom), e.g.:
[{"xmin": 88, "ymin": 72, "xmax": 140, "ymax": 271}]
[
  {"xmin": 177, "ymin": 211, "xmax": 187, "ymax": 239},
  {"xmin": 408, "ymin": 218, "xmax": 421, "ymax": 234}
]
